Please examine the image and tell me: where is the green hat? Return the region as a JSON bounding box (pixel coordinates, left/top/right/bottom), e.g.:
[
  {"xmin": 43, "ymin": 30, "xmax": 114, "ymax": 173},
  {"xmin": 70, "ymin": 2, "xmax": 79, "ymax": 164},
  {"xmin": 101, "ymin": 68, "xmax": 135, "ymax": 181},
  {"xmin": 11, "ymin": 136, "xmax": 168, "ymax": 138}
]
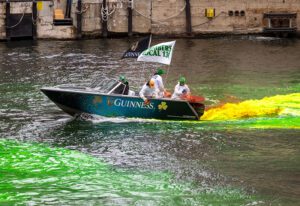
[
  {"xmin": 179, "ymin": 76, "xmax": 186, "ymax": 84},
  {"xmin": 119, "ymin": 75, "xmax": 126, "ymax": 81},
  {"xmin": 156, "ymin": 68, "xmax": 166, "ymax": 75}
]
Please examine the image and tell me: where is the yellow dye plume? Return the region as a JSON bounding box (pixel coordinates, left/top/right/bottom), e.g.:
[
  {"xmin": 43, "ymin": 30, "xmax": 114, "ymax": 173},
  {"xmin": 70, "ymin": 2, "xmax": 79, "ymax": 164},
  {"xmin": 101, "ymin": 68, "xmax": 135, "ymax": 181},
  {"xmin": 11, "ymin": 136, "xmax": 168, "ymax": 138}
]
[{"xmin": 201, "ymin": 93, "xmax": 300, "ymax": 121}]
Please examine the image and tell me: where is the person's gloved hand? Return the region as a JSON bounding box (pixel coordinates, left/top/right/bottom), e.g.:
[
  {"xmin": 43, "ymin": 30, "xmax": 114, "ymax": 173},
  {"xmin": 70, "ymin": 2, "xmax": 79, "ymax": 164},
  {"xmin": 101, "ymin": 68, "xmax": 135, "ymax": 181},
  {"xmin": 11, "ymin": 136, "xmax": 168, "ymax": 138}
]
[
  {"xmin": 182, "ymin": 89, "xmax": 187, "ymax": 94},
  {"xmin": 144, "ymin": 99, "xmax": 150, "ymax": 105}
]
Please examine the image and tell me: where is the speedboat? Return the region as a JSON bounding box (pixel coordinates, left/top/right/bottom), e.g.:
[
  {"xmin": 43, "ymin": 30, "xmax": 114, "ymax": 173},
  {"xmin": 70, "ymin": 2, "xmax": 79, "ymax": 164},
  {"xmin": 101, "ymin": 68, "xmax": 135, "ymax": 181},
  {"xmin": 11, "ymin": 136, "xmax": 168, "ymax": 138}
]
[
  {"xmin": 41, "ymin": 38, "xmax": 205, "ymax": 121},
  {"xmin": 41, "ymin": 78, "xmax": 205, "ymax": 121}
]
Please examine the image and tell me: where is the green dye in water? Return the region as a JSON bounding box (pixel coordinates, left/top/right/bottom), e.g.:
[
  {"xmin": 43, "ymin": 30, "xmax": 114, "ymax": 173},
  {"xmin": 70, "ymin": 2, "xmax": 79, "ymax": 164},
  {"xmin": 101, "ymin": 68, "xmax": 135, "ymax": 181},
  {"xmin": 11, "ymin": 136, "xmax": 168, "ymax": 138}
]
[{"xmin": 0, "ymin": 139, "xmax": 258, "ymax": 205}]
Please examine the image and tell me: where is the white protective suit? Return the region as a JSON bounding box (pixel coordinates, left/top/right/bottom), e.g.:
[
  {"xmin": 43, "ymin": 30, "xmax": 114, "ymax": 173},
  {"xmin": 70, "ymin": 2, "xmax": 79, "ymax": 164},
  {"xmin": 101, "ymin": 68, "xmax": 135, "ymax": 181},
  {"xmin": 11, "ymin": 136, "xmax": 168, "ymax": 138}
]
[
  {"xmin": 171, "ymin": 83, "xmax": 190, "ymax": 100},
  {"xmin": 139, "ymin": 84, "xmax": 158, "ymax": 101},
  {"xmin": 151, "ymin": 74, "xmax": 164, "ymax": 98}
]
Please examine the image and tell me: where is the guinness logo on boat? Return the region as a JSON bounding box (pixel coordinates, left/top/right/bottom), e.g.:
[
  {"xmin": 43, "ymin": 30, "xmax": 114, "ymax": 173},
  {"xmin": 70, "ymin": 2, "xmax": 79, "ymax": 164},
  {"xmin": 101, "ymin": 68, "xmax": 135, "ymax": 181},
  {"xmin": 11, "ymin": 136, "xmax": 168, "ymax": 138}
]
[
  {"xmin": 93, "ymin": 96, "xmax": 102, "ymax": 107},
  {"xmin": 113, "ymin": 98, "xmax": 154, "ymax": 110},
  {"xmin": 107, "ymin": 97, "xmax": 115, "ymax": 106}
]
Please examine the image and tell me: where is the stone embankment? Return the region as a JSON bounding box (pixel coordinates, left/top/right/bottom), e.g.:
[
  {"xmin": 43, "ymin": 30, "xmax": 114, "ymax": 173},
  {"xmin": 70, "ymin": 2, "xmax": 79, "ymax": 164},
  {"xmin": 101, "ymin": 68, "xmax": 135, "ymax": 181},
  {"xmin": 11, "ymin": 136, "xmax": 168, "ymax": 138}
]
[{"xmin": 0, "ymin": 0, "xmax": 299, "ymax": 40}]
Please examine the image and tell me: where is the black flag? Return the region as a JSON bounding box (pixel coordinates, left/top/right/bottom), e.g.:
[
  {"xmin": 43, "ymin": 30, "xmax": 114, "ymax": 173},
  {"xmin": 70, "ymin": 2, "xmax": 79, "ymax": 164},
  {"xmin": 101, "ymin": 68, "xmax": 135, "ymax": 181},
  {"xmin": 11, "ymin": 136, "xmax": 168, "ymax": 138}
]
[{"xmin": 121, "ymin": 35, "xmax": 152, "ymax": 59}]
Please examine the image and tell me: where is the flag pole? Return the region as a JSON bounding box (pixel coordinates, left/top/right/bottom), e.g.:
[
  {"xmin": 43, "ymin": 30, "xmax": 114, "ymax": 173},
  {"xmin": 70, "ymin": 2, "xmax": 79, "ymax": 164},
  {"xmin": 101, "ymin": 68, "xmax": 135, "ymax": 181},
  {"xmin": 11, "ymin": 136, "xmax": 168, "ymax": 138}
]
[
  {"xmin": 165, "ymin": 65, "xmax": 170, "ymax": 87},
  {"xmin": 139, "ymin": 35, "xmax": 152, "ymax": 87},
  {"xmin": 140, "ymin": 62, "xmax": 146, "ymax": 87}
]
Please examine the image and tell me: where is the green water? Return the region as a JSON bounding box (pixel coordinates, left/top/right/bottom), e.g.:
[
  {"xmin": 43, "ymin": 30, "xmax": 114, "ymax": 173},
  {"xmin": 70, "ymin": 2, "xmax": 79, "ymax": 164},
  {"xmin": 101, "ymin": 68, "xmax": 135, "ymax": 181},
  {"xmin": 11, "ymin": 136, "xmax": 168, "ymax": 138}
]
[
  {"xmin": 0, "ymin": 37, "xmax": 300, "ymax": 205},
  {"xmin": 0, "ymin": 139, "xmax": 257, "ymax": 205}
]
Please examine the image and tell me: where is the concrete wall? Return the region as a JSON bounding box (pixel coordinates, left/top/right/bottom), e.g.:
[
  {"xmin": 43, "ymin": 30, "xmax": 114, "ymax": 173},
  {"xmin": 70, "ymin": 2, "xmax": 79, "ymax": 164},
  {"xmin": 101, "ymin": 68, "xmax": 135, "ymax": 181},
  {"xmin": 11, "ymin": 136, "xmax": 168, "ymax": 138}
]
[
  {"xmin": 132, "ymin": 0, "xmax": 151, "ymax": 33},
  {"xmin": 80, "ymin": 0, "xmax": 101, "ymax": 36},
  {"xmin": 152, "ymin": 0, "xmax": 186, "ymax": 35},
  {"xmin": 0, "ymin": 2, "xmax": 34, "ymax": 39},
  {"xmin": 0, "ymin": 0, "xmax": 300, "ymax": 40},
  {"xmin": 0, "ymin": 4, "xmax": 5, "ymax": 39},
  {"xmin": 79, "ymin": 0, "xmax": 151, "ymax": 36},
  {"xmin": 107, "ymin": 0, "xmax": 127, "ymax": 33},
  {"xmin": 37, "ymin": 1, "xmax": 76, "ymax": 39},
  {"xmin": 150, "ymin": 0, "xmax": 300, "ymax": 35},
  {"xmin": 0, "ymin": 1, "xmax": 76, "ymax": 40}
]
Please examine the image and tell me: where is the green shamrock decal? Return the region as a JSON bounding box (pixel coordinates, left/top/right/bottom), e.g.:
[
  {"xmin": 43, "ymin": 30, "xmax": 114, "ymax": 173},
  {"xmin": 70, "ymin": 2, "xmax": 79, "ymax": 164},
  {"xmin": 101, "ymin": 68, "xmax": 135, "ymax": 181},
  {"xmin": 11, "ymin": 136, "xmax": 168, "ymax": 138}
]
[{"xmin": 158, "ymin": 102, "xmax": 168, "ymax": 110}]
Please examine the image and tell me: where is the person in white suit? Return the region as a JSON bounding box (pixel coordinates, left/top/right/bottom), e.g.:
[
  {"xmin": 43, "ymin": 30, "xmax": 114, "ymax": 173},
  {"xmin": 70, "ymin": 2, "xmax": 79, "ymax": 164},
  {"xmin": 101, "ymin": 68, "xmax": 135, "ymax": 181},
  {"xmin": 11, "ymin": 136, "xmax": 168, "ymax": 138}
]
[
  {"xmin": 139, "ymin": 79, "xmax": 158, "ymax": 104},
  {"xmin": 151, "ymin": 68, "xmax": 166, "ymax": 98},
  {"xmin": 171, "ymin": 77, "xmax": 190, "ymax": 100}
]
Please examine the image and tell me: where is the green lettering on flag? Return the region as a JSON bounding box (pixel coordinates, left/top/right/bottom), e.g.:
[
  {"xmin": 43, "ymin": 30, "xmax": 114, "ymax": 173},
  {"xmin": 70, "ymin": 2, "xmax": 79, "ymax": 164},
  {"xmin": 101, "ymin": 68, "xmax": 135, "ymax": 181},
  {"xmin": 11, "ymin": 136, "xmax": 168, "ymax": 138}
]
[{"xmin": 137, "ymin": 40, "xmax": 176, "ymax": 65}]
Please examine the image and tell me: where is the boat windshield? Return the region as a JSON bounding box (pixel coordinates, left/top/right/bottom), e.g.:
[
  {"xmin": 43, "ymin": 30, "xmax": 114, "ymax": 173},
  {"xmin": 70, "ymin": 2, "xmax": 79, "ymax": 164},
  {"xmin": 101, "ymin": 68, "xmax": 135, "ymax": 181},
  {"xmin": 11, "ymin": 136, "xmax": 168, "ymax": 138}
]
[{"xmin": 90, "ymin": 79, "xmax": 120, "ymax": 93}]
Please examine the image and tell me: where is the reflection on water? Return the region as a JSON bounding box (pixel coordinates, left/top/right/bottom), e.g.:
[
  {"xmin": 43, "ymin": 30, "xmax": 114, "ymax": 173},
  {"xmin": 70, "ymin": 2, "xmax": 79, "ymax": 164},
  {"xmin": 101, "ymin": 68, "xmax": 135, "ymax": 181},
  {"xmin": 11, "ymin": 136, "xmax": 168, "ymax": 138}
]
[{"xmin": 0, "ymin": 37, "xmax": 300, "ymax": 205}]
